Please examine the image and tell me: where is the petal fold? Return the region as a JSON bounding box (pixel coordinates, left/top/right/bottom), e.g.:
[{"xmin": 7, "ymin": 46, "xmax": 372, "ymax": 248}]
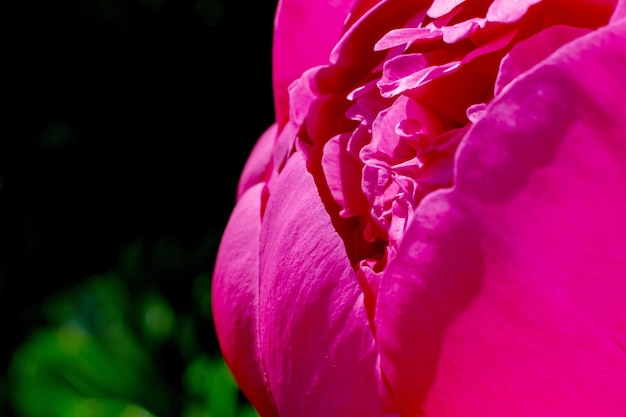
[
  {"xmin": 494, "ymin": 25, "xmax": 591, "ymax": 96},
  {"xmin": 237, "ymin": 124, "xmax": 277, "ymax": 199},
  {"xmin": 212, "ymin": 183, "xmax": 278, "ymax": 417},
  {"xmin": 613, "ymin": 0, "xmax": 626, "ymax": 21},
  {"xmin": 258, "ymin": 153, "xmax": 383, "ymax": 417},
  {"xmin": 377, "ymin": 19, "xmax": 626, "ymax": 417},
  {"xmin": 272, "ymin": 0, "xmax": 357, "ymax": 124},
  {"xmin": 486, "ymin": 0, "xmax": 542, "ymax": 23}
]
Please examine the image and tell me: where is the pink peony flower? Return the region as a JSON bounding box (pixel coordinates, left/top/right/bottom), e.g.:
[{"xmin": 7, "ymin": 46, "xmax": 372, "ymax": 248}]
[{"xmin": 212, "ymin": 0, "xmax": 626, "ymax": 415}]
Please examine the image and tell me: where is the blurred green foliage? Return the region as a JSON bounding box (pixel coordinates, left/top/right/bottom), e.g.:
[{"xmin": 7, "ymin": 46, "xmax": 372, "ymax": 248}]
[
  {"xmin": 4, "ymin": 0, "xmax": 278, "ymax": 415},
  {"xmin": 7, "ymin": 239, "xmax": 258, "ymax": 417}
]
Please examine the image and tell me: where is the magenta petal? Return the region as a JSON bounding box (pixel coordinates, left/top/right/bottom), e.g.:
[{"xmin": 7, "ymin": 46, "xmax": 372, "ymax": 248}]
[
  {"xmin": 237, "ymin": 124, "xmax": 277, "ymax": 199},
  {"xmin": 427, "ymin": 0, "xmax": 466, "ymax": 19},
  {"xmin": 212, "ymin": 183, "xmax": 278, "ymax": 417},
  {"xmin": 379, "ymin": 54, "xmax": 458, "ymax": 98},
  {"xmin": 612, "ymin": 0, "xmax": 626, "ymax": 20},
  {"xmin": 272, "ymin": 0, "xmax": 356, "ymax": 124},
  {"xmin": 375, "ymin": 28, "xmax": 441, "ymax": 51},
  {"xmin": 377, "ymin": 21, "xmax": 626, "ymax": 416},
  {"xmin": 323, "ymin": 133, "xmax": 369, "ymax": 218},
  {"xmin": 486, "ymin": 0, "xmax": 542, "ymax": 23},
  {"xmin": 494, "ymin": 25, "xmax": 591, "ymax": 96},
  {"xmin": 258, "ymin": 153, "xmax": 383, "ymax": 417}
]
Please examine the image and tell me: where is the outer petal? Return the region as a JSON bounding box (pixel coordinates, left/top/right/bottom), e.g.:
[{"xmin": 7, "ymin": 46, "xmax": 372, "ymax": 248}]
[
  {"xmin": 272, "ymin": 0, "xmax": 357, "ymax": 124},
  {"xmin": 377, "ymin": 20, "xmax": 626, "ymax": 417},
  {"xmin": 612, "ymin": 0, "xmax": 626, "ymax": 20},
  {"xmin": 237, "ymin": 124, "xmax": 277, "ymax": 200},
  {"xmin": 212, "ymin": 183, "xmax": 278, "ymax": 417},
  {"xmin": 486, "ymin": 0, "xmax": 542, "ymax": 23},
  {"xmin": 494, "ymin": 25, "xmax": 592, "ymax": 96},
  {"xmin": 258, "ymin": 153, "xmax": 384, "ymax": 417},
  {"xmin": 427, "ymin": 0, "xmax": 466, "ymax": 19}
]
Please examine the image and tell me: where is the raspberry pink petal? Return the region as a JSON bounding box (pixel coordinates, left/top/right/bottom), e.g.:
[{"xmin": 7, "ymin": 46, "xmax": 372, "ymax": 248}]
[
  {"xmin": 613, "ymin": 0, "xmax": 626, "ymax": 20},
  {"xmin": 375, "ymin": 28, "xmax": 442, "ymax": 51},
  {"xmin": 323, "ymin": 133, "xmax": 370, "ymax": 218},
  {"xmin": 237, "ymin": 124, "xmax": 277, "ymax": 199},
  {"xmin": 379, "ymin": 54, "xmax": 458, "ymax": 98},
  {"xmin": 329, "ymin": 0, "xmax": 428, "ymax": 71},
  {"xmin": 272, "ymin": 0, "xmax": 356, "ymax": 124},
  {"xmin": 376, "ymin": 21, "xmax": 626, "ymax": 417},
  {"xmin": 212, "ymin": 183, "xmax": 278, "ymax": 417},
  {"xmin": 486, "ymin": 0, "xmax": 542, "ymax": 23},
  {"xmin": 379, "ymin": 27, "xmax": 519, "ymax": 98},
  {"xmin": 258, "ymin": 153, "xmax": 383, "ymax": 417},
  {"xmin": 494, "ymin": 25, "xmax": 592, "ymax": 96},
  {"xmin": 427, "ymin": 0, "xmax": 466, "ymax": 18}
]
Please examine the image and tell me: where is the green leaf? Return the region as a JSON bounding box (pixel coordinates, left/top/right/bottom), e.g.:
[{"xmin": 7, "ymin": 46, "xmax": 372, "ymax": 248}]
[{"xmin": 9, "ymin": 327, "xmax": 173, "ymax": 417}]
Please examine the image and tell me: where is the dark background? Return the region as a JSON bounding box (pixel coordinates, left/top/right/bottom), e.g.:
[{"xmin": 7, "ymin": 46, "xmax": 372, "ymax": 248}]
[{"xmin": 2, "ymin": 0, "xmax": 277, "ymax": 415}]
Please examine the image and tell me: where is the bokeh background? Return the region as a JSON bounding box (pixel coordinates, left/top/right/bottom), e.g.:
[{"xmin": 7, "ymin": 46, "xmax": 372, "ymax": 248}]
[{"xmin": 3, "ymin": 0, "xmax": 277, "ymax": 415}]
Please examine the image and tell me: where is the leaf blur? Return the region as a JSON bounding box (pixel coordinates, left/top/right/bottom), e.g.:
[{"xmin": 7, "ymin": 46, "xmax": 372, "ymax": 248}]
[{"xmin": 2, "ymin": 0, "xmax": 277, "ymax": 415}]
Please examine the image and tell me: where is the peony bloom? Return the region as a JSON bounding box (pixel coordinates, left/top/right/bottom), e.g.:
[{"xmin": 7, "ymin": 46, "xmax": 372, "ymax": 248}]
[{"xmin": 212, "ymin": 0, "xmax": 626, "ymax": 415}]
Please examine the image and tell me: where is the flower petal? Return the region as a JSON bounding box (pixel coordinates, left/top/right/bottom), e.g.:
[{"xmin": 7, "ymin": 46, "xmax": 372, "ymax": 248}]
[
  {"xmin": 258, "ymin": 153, "xmax": 384, "ymax": 417},
  {"xmin": 377, "ymin": 20, "xmax": 626, "ymax": 416},
  {"xmin": 272, "ymin": 0, "xmax": 357, "ymax": 124},
  {"xmin": 486, "ymin": 0, "xmax": 542, "ymax": 23},
  {"xmin": 494, "ymin": 25, "xmax": 592, "ymax": 96},
  {"xmin": 237, "ymin": 124, "xmax": 277, "ymax": 199},
  {"xmin": 323, "ymin": 132, "xmax": 370, "ymax": 218},
  {"xmin": 614, "ymin": 0, "xmax": 626, "ymax": 20},
  {"xmin": 212, "ymin": 183, "xmax": 278, "ymax": 417},
  {"xmin": 427, "ymin": 0, "xmax": 466, "ymax": 19}
]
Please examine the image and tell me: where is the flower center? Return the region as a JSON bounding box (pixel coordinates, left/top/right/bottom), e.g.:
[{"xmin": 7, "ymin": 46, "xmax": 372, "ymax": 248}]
[{"xmin": 288, "ymin": 0, "xmax": 614, "ymax": 323}]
